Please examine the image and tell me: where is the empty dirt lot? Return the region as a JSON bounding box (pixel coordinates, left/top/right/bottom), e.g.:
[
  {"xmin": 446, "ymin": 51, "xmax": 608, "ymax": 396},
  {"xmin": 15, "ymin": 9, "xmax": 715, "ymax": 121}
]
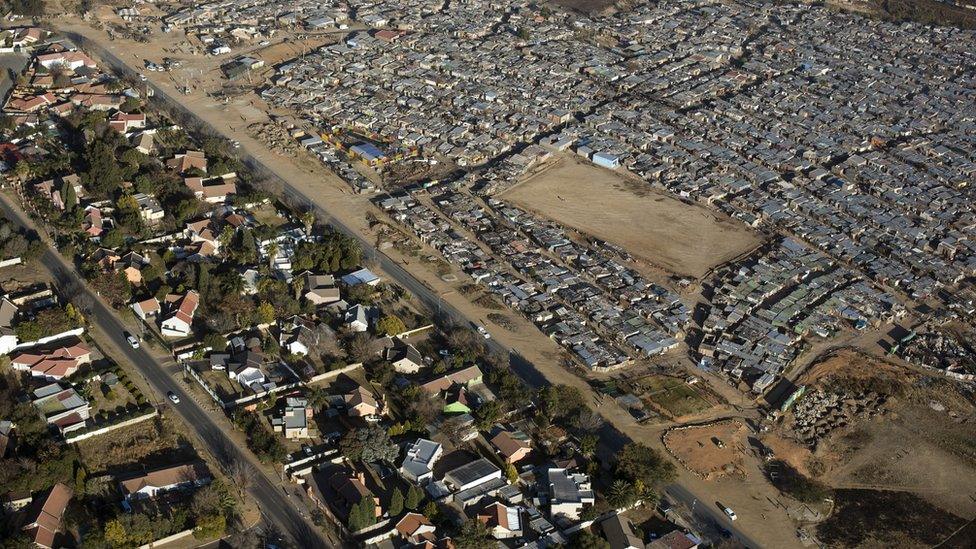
[
  {"xmin": 663, "ymin": 420, "xmax": 750, "ymax": 480},
  {"xmin": 500, "ymin": 155, "xmax": 762, "ymax": 279}
]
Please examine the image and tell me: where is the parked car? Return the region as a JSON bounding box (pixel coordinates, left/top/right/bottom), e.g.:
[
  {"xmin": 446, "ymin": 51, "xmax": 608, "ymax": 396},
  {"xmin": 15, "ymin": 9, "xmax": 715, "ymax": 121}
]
[
  {"xmin": 124, "ymin": 332, "xmax": 140, "ymax": 349},
  {"xmin": 723, "ymin": 506, "xmax": 737, "ymax": 521}
]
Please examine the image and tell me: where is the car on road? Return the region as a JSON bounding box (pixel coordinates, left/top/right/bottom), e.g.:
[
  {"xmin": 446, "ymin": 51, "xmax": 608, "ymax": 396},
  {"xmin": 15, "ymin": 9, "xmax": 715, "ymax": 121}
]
[
  {"xmin": 477, "ymin": 326, "xmax": 491, "ymax": 339},
  {"xmin": 124, "ymin": 332, "xmax": 140, "ymax": 349},
  {"xmin": 723, "ymin": 506, "xmax": 737, "ymax": 521},
  {"xmin": 167, "ymin": 391, "xmax": 180, "ymax": 404}
]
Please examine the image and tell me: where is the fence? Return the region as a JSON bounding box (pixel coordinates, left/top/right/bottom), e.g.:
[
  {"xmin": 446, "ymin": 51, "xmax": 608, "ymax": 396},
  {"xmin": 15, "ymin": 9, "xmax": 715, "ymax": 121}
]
[{"xmin": 65, "ymin": 408, "xmax": 158, "ymax": 444}]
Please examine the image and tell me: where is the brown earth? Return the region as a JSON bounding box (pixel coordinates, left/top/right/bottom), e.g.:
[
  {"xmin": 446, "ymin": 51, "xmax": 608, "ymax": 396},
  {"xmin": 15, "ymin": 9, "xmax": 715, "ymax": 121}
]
[
  {"xmin": 663, "ymin": 420, "xmax": 750, "ymax": 480},
  {"xmin": 499, "ymin": 155, "xmax": 762, "ymax": 279},
  {"xmin": 769, "ymin": 350, "xmax": 976, "ymax": 519}
]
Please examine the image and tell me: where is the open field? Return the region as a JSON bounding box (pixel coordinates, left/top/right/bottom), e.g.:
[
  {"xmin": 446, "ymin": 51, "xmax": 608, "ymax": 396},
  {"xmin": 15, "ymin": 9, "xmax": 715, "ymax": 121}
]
[
  {"xmin": 639, "ymin": 375, "xmax": 715, "ymax": 419},
  {"xmin": 500, "ymin": 156, "xmax": 762, "ymax": 279},
  {"xmin": 767, "ymin": 350, "xmax": 976, "ymax": 519},
  {"xmin": 664, "ymin": 420, "xmax": 749, "ymax": 480},
  {"xmin": 75, "ymin": 415, "xmax": 197, "ymax": 474}
]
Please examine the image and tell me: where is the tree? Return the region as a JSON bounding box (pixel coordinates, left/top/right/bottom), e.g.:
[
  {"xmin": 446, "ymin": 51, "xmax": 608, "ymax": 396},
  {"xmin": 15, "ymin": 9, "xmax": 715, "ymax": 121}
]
[
  {"xmin": 405, "ymin": 484, "xmax": 423, "ymax": 511},
  {"xmin": 100, "ymin": 228, "xmax": 125, "ymax": 249},
  {"xmin": 569, "ymin": 529, "xmax": 610, "ymax": 549},
  {"xmin": 346, "ymin": 332, "xmax": 375, "ymax": 363},
  {"xmin": 540, "ymin": 384, "xmax": 586, "ymax": 420},
  {"xmin": 255, "ymin": 301, "xmax": 276, "ymax": 325},
  {"xmin": 505, "ymin": 462, "xmax": 519, "ymax": 484},
  {"xmin": 103, "ymin": 519, "xmax": 128, "ymax": 547},
  {"xmin": 339, "ymin": 424, "xmax": 398, "ymax": 463},
  {"xmin": 574, "ymin": 408, "xmax": 605, "ymax": 433},
  {"xmin": 422, "ymin": 500, "xmax": 439, "ymax": 522},
  {"xmin": 82, "ymin": 139, "xmax": 123, "ymax": 196},
  {"xmin": 375, "ymin": 314, "xmax": 406, "ymax": 336},
  {"xmin": 454, "ymin": 520, "xmax": 495, "ymax": 549},
  {"xmin": 615, "ymin": 442, "xmax": 676, "ymax": 488},
  {"xmin": 580, "ymin": 433, "xmax": 599, "ymax": 456},
  {"xmin": 606, "ymin": 479, "xmax": 636, "ymax": 509},
  {"xmin": 388, "ymin": 487, "xmax": 404, "ymax": 517},
  {"xmin": 474, "ymin": 399, "xmax": 502, "ymax": 431},
  {"xmin": 60, "ymin": 180, "xmax": 77, "ymax": 211},
  {"xmin": 347, "ymin": 497, "xmax": 376, "ymax": 532}
]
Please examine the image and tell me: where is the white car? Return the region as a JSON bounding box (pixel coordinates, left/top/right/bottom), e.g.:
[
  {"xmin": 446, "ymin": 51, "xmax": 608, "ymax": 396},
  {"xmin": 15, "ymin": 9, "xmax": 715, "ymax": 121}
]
[
  {"xmin": 723, "ymin": 507, "xmax": 737, "ymax": 521},
  {"xmin": 477, "ymin": 326, "xmax": 491, "ymax": 339},
  {"xmin": 125, "ymin": 332, "xmax": 140, "ymax": 349},
  {"xmin": 167, "ymin": 392, "xmax": 181, "ymax": 404}
]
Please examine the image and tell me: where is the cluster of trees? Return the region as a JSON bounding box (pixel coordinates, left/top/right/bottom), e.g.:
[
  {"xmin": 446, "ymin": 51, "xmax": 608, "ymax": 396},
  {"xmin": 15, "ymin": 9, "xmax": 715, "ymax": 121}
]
[
  {"xmin": 99, "ymin": 481, "xmax": 234, "ymax": 546},
  {"xmin": 291, "ymin": 233, "xmax": 362, "ymax": 273},
  {"xmin": 232, "ymin": 411, "xmax": 286, "ymax": 463},
  {"xmin": 7, "ymin": 0, "xmax": 45, "ymax": 16},
  {"xmin": 345, "ymin": 497, "xmax": 376, "ymax": 533},
  {"xmin": 14, "ymin": 304, "xmax": 85, "ymax": 342},
  {"xmin": 604, "ymin": 442, "xmax": 677, "ymax": 509},
  {"xmin": 0, "ymin": 371, "xmax": 79, "ymax": 496},
  {"xmin": 0, "ymin": 218, "xmax": 44, "ymax": 263},
  {"xmin": 339, "ymin": 424, "xmax": 398, "ymax": 463}
]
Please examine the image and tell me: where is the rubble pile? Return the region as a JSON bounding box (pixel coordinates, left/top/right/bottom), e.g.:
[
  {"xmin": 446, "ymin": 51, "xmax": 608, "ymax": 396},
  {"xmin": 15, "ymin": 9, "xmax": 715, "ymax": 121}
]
[
  {"xmin": 248, "ymin": 123, "xmax": 298, "ymax": 155},
  {"xmin": 899, "ymin": 330, "xmax": 976, "ymax": 377},
  {"xmin": 789, "ymin": 389, "xmax": 885, "ymax": 447}
]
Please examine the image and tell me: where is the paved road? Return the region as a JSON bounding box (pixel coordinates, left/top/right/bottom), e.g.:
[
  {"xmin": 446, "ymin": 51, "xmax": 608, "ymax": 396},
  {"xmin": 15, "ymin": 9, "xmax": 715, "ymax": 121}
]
[
  {"xmin": 58, "ymin": 31, "xmax": 776, "ymax": 547},
  {"xmin": 664, "ymin": 483, "xmax": 762, "ymax": 548},
  {"xmin": 0, "ymin": 195, "xmax": 331, "ymax": 548}
]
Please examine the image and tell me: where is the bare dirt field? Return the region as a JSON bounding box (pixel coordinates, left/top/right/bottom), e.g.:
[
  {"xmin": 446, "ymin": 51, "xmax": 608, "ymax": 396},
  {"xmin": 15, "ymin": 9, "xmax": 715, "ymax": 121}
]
[
  {"xmin": 500, "ymin": 155, "xmax": 762, "ymax": 279},
  {"xmin": 767, "ymin": 350, "xmax": 976, "ymax": 526},
  {"xmin": 663, "ymin": 420, "xmax": 750, "ymax": 480}
]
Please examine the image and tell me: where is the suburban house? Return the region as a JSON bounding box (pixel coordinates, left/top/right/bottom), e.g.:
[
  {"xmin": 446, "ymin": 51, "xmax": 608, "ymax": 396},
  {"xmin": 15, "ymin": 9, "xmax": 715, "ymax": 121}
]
[
  {"xmin": 21, "ymin": 483, "xmax": 72, "ymax": 549},
  {"xmin": 221, "ymin": 350, "xmax": 275, "ymax": 393},
  {"xmin": 344, "ymin": 386, "xmax": 379, "ymax": 417},
  {"xmin": 420, "ymin": 365, "xmax": 483, "ymax": 394},
  {"xmin": 118, "ymin": 461, "xmax": 212, "ymax": 503},
  {"xmin": 344, "ymin": 303, "xmax": 377, "ymax": 332},
  {"xmin": 0, "ymin": 297, "xmax": 20, "ymax": 355},
  {"xmin": 271, "ymin": 396, "xmax": 313, "ymax": 439},
  {"xmin": 36, "ymin": 50, "xmax": 96, "ymax": 70},
  {"xmin": 303, "ymin": 273, "xmax": 341, "ymax": 306},
  {"xmin": 116, "ymin": 251, "xmax": 150, "ymax": 285},
  {"xmin": 399, "ymin": 438, "xmax": 443, "ymax": 484},
  {"xmin": 31, "ymin": 383, "xmax": 90, "ymax": 435},
  {"xmin": 384, "ymin": 337, "xmax": 424, "ymax": 374},
  {"xmin": 108, "ymin": 111, "xmax": 146, "ymax": 133},
  {"xmin": 646, "ymin": 530, "xmax": 701, "ymax": 549},
  {"xmin": 131, "ymin": 297, "xmax": 161, "ymax": 321},
  {"xmin": 602, "ymin": 512, "xmax": 644, "ymax": 549},
  {"xmin": 308, "ymin": 467, "xmax": 382, "ymax": 524},
  {"xmin": 341, "ymin": 267, "xmax": 380, "ymax": 287},
  {"xmin": 442, "ymin": 458, "xmax": 508, "ymax": 508},
  {"xmin": 490, "ymin": 430, "xmax": 532, "ymax": 464},
  {"xmin": 184, "ymin": 173, "xmax": 238, "ymax": 203},
  {"xmin": 477, "ymin": 501, "xmax": 523, "ymax": 539},
  {"xmin": 10, "ymin": 338, "xmax": 91, "ymax": 380},
  {"xmin": 160, "ymin": 290, "xmax": 199, "ymax": 338},
  {"xmin": 278, "ymin": 316, "xmax": 322, "ymax": 356},
  {"xmin": 547, "ymin": 468, "xmax": 595, "ymax": 522},
  {"xmin": 166, "ymin": 150, "xmax": 207, "ymax": 174},
  {"xmin": 395, "ymin": 512, "xmax": 437, "ymax": 545},
  {"xmin": 133, "ymin": 192, "xmax": 165, "ymax": 223}
]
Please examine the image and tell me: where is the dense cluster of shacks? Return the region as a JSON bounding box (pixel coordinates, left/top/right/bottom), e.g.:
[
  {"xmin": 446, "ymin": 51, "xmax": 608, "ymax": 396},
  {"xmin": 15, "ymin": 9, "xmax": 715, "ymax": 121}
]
[{"xmin": 163, "ymin": 0, "xmax": 975, "ymax": 391}]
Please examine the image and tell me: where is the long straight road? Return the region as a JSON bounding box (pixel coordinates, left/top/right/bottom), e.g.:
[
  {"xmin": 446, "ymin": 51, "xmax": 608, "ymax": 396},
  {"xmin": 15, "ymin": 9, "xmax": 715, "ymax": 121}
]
[
  {"xmin": 0, "ymin": 194, "xmax": 331, "ymax": 548},
  {"xmin": 54, "ymin": 26, "xmax": 797, "ymax": 548}
]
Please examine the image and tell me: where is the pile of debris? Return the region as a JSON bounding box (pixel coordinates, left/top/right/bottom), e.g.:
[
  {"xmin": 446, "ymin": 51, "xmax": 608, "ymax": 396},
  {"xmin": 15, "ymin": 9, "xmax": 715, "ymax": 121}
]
[
  {"xmin": 788, "ymin": 389, "xmax": 885, "ymax": 447},
  {"xmin": 899, "ymin": 329, "xmax": 976, "ymax": 377},
  {"xmin": 248, "ymin": 123, "xmax": 298, "ymax": 156}
]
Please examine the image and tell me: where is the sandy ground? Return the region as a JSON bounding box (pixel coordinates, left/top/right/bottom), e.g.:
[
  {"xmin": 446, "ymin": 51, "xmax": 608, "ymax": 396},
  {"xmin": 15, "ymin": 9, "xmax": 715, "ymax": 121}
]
[
  {"xmin": 664, "ymin": 420, "xmax": 750, "ymax": 480},
  {"xmin": 500, "ymin": 155, "xmax": 762, "ymax": 279},
  {"xmin": 774, "ymin": 350, "xmax": 976, "ymax": 518}
]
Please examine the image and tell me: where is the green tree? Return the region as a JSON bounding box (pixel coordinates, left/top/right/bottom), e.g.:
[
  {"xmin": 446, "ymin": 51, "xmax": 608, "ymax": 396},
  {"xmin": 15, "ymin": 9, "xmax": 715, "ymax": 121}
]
[
  {"xmin": 569, "ymin": 529, "xmax": 610, "ymax": 549},
  {"xmin": 505, "ymin": 462, "xmax": 519, "ymax": 484},
  {"xmin": 60, "ymin": 180, "xmax": 77, "ymax": 211},
  {"xmin": 375, "ymin": 314, "xmax": 406, "ymax": 336},
  {"xmin": 422, "ymin": 500, "xmax": 439, "ymax": 522},
  {"xmin": 405, "ymin": 484, "xmax": 423, "ymax": 511},
  {"xmin": 388, "ymin": 487, "xmax": 404, "ymax": 517},
  {"xmin": 82, "ymin": 139, "xmax": 123, "ymax": 196},
  {"xmin": 103, "ymin": 519, "xmax": 128, "ymax": 547},
  {"xmin": 615, "ymin": 442, "xmax": 676, "ymax": 488},
  {"xmin": 193, "ymin": 512, "xmax": 226, "ymax": 539},
  {"xmin": 339, "ymin": 424, "xmax": 398, "ymax": 463},
  {"xmin": 454, "ymin": 520, "xmax": 494, "ymax": 549},
  {"xmin": 474, "ymin": 399, "xmax": 502, "ymax": 431},
  {"xmin": 606, "ymin": 479, "xmax": 636, "ymax": 509},
  {"xmin": 255, "ymin": 301, "xmax": 275, "ymax": 325},
  {"xmin": 100, "ymin": 228, "xmax": 125, "ymax": 249}
]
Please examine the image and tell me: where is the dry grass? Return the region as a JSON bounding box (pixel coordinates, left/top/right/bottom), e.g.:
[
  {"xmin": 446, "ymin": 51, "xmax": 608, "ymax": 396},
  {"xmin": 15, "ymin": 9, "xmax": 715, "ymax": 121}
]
[
  {"xmin": 663, "ymin": 420, "xmax": 749, "ymax": 480},
  {"xmin": 500, "ymin": 155, "xmax": 761, "ymax": 278}
]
